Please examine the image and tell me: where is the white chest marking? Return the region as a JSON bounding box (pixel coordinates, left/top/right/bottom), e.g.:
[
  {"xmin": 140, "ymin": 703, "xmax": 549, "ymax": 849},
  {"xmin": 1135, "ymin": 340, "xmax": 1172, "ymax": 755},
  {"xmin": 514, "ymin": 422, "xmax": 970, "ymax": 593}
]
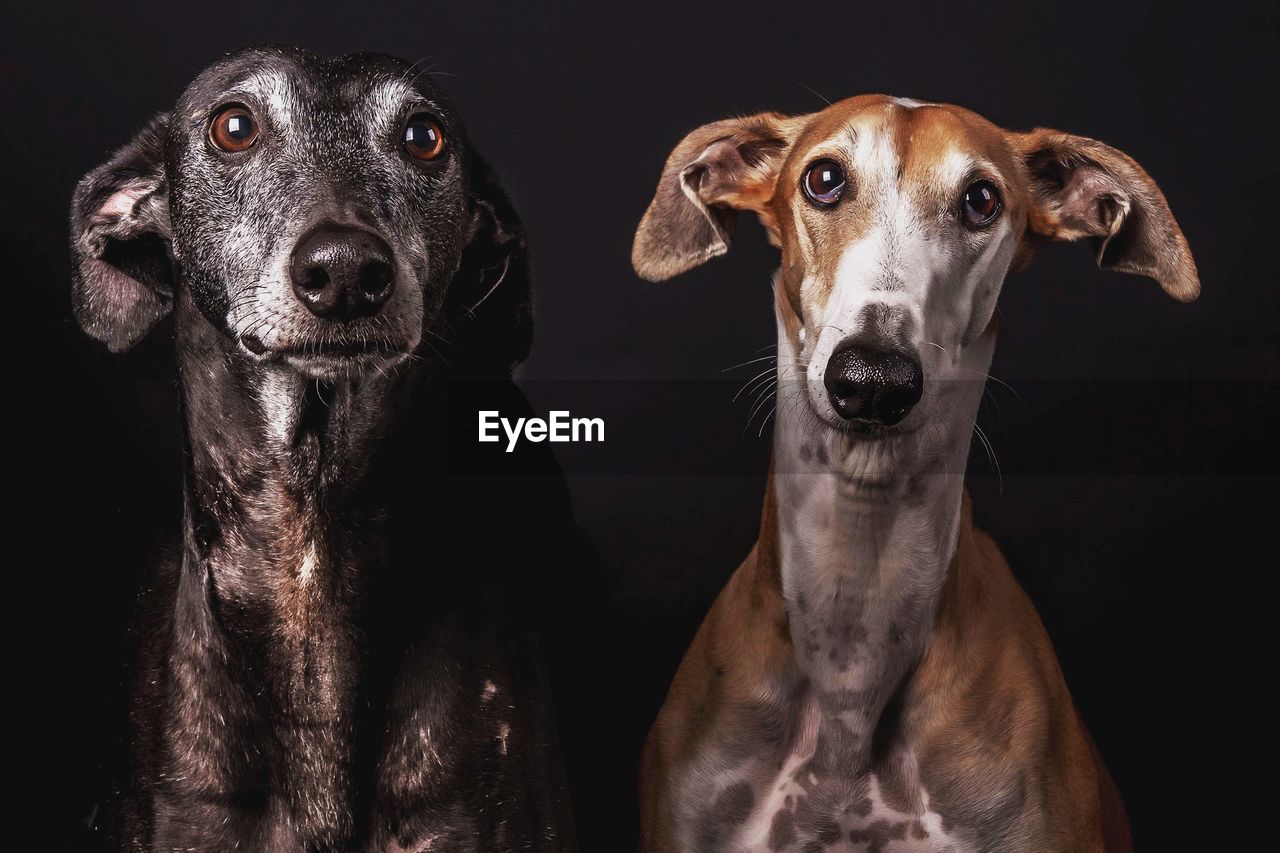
[{"xmin": 298, "ymin": 541, "xmax": 318, "ymax": 585}]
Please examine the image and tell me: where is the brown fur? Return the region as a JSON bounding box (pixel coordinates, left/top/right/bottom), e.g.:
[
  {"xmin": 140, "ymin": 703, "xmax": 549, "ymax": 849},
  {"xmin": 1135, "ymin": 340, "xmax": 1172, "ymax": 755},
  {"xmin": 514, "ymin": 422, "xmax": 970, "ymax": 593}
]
[
  {"xmin": 641, "ymin": 486, "xmax": 1128, "ymax": 852},
  {"xmin": 632, "ymin": 94, "xmax": 1188, "ymax": 852},
  {"xmin": 634, "ymin": 95, "xmax": 1198, "ymax": 304}
]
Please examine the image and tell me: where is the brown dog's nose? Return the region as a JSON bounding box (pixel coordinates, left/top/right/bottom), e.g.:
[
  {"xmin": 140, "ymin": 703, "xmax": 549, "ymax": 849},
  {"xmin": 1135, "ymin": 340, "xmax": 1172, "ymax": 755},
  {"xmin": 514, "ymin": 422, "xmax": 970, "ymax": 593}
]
[
  {"xmin": 824, "ymin": 345, "xmax": 923, "ymax": 425},
  {"xmin": 290, "ymin": 227, "xmax": 395, "ymax": 320}
]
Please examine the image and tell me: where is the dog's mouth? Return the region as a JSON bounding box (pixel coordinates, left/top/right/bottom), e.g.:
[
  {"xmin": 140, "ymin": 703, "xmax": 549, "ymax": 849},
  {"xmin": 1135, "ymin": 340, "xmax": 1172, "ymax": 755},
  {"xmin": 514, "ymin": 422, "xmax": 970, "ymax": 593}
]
[
  {"xmin": 798, "ymin": 383, "xmax": 922, "ymax": 440},
  {"xmin": 240, "ymin": 332, "xmax": 412, "ymax": 376},
  {"xmin": 241, "ymin": 333, "xmax": 401, "ymax": 357},
  {"xmin": 786, "ymin": 383, "xmax": 928, "ymax": 489},
  {"xmin": 815, "ymin": 425, "xmax": 927, "ymax": 497}
]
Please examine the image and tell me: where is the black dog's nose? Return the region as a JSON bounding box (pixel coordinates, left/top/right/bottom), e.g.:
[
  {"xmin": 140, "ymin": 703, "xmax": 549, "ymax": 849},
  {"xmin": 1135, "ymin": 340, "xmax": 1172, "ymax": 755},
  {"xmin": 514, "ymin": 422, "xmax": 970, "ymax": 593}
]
[
  {"xmin": 290, "ymin": 227, "xmax": 395, "ymax": 320},
  {"xmin": 824, "ymin": 345, "xmax": 923, "ymax": 425}
]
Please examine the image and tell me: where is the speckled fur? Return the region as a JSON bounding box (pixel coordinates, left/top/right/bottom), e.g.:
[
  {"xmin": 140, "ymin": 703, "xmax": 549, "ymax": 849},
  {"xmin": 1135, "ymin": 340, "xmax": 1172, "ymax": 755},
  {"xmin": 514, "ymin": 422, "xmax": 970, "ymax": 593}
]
[
  {"xmin": 634, "ymin": 94, "xmax": 1195, "ymax": 852},
  {"xmin": 70, "ymin": 46, "xmax": 570, "ymax": 852}
]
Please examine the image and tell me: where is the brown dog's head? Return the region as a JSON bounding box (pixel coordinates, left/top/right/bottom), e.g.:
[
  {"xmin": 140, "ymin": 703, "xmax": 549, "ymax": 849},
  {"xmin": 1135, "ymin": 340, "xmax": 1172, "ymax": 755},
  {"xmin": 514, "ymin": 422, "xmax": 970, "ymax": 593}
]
[{"xmin": 634, "ymin": 95, "xmax": 1197, "ymax": 439}]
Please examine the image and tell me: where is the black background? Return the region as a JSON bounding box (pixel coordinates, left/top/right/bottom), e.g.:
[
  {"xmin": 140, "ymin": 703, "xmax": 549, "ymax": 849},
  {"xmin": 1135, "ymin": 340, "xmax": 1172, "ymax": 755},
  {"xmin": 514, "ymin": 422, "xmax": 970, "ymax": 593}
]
[{"xmin": 8, "ymin": 1, "xmax": 1277, "ymax": 850}]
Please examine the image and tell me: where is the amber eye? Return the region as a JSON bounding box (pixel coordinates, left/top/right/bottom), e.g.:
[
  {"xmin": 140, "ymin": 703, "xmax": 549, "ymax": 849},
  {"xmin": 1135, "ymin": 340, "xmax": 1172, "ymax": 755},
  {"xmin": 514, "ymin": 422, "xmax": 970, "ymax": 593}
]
[
  {"xmin": 961, "ymin": 180, "xmax": 1002, "ymax": 226},
  {"xmin": 403, "ymin": 115, "xmax": 446, "ymax": 161},
  {"xmin": 803, "ymin": 159, "xmax": 846, "ymax": 206},
  {"xmin": 209, "ymin": 105, "xmax": 259, "ymax": 153}
]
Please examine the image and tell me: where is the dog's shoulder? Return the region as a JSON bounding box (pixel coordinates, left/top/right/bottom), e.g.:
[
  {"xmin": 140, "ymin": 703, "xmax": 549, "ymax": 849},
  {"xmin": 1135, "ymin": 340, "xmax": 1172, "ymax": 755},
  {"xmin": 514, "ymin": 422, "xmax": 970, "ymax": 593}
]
[{"xmin": 907, "ymin": 507, "xmax": 1109, "ymax": 850}]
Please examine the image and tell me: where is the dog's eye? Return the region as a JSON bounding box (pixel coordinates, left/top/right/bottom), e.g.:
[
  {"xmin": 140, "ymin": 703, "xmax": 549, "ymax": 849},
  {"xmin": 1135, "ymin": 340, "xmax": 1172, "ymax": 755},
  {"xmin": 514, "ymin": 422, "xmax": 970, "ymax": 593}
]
[
  {"xmin": 209, "ymin": 106, "xmax": 259, "ymax": 153},
  {"xmin": 403, "ymin": 115, "xmax": 446, "ymax": 161},
  {"xmin": 803, "ymin": 159, "xmax": 846, "ymax": 207},
  {"xmin": 961, "ymin": 180, "xmax": 1002, "ymax": 227}
]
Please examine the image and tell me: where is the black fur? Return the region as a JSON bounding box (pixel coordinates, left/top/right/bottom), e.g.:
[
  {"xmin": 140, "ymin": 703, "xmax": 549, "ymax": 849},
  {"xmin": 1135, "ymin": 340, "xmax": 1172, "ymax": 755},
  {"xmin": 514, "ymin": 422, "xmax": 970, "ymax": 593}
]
[{"xmin": 70, "ymin": 46, "xmax": 579, "ymax": 852}]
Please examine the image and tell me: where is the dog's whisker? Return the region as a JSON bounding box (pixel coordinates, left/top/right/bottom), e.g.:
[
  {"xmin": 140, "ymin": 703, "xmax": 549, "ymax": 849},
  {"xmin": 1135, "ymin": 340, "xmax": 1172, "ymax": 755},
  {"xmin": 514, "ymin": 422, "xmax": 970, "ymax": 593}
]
[
  {"xmin": 747, "ymin": 381, "xmax": 778, "ymax": 411},
  {"xmin": 974, "ymin": 423, "xmax": 1003, "ymax": 494},
  {"xmin": 721, "ymin": 355, "xmax": 777, "ymax": 373},
  {"xmin": 948, "ymin": 365, "xmax": 1023, "ymax": 402},
  {"xmin": 945, "ymin": 402, "xmax": 1003, "ymax": 492},
  {"xmin": 745, "ymin": 383, "xmax": 778, "ymax": 432},
  {"xmin": 398, "ymin": 54, "xmax": 441, "ymax": 85},
  {"xmin": 458, "ymin": 254, "xmax": 512, "ymax": 320},
  {"xmin": 757, "ymin": 405, "xmax": 776, "ymax": 438},
  {"xmin": 733, "ymin": 367, "xmax": 779, "ymax": 403},
  {"xmin": 424, "ymin": 330, "xmax": 458, "ymax": 366},
  {"xmin": 794, "ymin": 79, "xmax": 834, "ymax": 107}
]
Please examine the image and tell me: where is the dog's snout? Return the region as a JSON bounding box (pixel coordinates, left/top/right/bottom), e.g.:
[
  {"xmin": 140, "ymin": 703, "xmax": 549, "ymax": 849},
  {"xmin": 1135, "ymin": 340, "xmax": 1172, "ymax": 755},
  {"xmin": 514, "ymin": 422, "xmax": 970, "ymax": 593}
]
[
  {"xmin": 824, "ymin": 345, "xmax": 923, "ymax": 425},
  {"xmin": 290, "ymin": 227, "xmax": 395, "ymax": 321}
]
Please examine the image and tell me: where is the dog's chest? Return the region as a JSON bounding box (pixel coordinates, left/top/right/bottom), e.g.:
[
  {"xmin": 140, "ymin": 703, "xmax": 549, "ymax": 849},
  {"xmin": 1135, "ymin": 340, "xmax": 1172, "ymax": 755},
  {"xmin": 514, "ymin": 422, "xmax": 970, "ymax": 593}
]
[
  {"xmin": 156, "ymin": 561, "xmax": 525, "ymax": 852},
  {"xmin": 728, "ymin": 767, "xmax": 964, "ymax": 853},
  {"xmin": 675, "ymin": 704, "xmax": 969, "ymax": 853},
  {"xmin": 158, "ymin": 672, "xmax": 516, "ymax": 853}
]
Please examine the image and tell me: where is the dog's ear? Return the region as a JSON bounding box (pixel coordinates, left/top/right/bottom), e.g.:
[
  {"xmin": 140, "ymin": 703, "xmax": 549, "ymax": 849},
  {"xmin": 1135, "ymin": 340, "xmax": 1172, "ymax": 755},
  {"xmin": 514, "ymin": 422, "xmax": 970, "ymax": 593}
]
[
  {"xmin": 446, "ymin": 153, "xmax": 533, "ymax": 372},
  {"xmin": 1011, "ymin": 128, "xmax": 1199, "ymax": 302},
  {"xmin": 632, "ymin": 112, "xmax": 801, "ymax": 282},
  {"xmin": 70, "ymin": 114, "xmax": 175, "ymax": 352}
]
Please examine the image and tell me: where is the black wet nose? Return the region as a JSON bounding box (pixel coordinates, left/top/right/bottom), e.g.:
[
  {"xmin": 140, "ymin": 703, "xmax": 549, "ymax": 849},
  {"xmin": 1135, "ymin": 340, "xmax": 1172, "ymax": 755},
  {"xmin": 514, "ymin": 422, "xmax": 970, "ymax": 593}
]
[
  {"xmin": 824, "ymin": 345, "xmax": 923, "ymax": 425},
  {"xmin": 290, "ymin": 227, "xmax": 395, "ymax": 320}
]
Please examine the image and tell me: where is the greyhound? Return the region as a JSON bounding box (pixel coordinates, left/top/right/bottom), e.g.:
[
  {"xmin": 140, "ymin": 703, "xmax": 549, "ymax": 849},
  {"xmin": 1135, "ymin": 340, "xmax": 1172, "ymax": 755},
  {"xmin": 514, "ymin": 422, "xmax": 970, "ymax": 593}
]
[
  {"xmin": 631, "ymin": 95, "xmax": 1197, "ymax": 851},
  {"xmin": 70, "ymin": 45, "xmax": 576, "ymax": 852}
]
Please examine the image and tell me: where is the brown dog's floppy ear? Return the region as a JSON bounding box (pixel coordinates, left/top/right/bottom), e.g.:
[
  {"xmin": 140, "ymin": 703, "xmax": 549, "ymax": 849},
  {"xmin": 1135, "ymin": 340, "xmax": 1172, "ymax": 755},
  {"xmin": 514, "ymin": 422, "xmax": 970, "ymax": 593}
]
[
  {"xmin": 70, "ymin": 114, "xmax": 175, "ymax": 352},
  {"xmin": 632, "ymin": 112, "xmax": 800, "ymax": 282},
  {"xmin": 1013, "ymin": 128, "xmax": 1199, "ymax": 302}
]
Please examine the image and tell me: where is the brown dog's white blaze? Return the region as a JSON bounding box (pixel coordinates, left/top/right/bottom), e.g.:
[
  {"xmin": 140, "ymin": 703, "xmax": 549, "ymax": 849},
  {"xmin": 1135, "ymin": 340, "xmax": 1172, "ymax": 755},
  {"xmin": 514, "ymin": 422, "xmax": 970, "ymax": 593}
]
[{"xmin": 634, "ymin": 94, "xmax": 1185, "ymax": 852}]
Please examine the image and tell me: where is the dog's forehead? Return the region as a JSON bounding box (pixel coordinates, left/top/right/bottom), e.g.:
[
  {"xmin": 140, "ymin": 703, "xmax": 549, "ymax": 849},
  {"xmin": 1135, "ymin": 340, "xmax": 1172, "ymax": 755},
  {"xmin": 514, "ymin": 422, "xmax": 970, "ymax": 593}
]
[
  {"xmin": 785, "ymin": 95, "xmax": 1017, "ymax": 198},
  {"xmin": 775, "ymin": 96, "xmax": 1025, "ymax": 323},
  {"xmin": 178, "ymin": 48, "xmax": 451, "ymax": 122}
]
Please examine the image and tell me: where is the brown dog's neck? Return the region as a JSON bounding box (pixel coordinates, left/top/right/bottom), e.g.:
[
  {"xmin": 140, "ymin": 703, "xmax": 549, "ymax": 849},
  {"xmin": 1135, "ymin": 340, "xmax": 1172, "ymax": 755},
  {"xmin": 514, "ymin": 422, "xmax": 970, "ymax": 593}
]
[{"xmin": 765, "ymin": 381, "xmax": 980, "ymax": 765}]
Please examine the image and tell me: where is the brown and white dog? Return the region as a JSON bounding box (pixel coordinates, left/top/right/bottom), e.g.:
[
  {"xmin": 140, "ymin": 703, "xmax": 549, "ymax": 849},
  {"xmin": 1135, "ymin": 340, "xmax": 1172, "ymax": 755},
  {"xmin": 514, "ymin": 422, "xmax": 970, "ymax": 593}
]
[{"xmin": 631, "ymin": 95, "xmax": 1197, "ymax": 852}]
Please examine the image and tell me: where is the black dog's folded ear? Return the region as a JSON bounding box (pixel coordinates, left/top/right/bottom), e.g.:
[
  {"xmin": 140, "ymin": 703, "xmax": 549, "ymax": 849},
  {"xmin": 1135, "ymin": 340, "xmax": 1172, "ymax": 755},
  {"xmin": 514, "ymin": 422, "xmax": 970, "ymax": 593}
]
[
  {"xmin": 445, "ymin": 153, "xmax": 533, "ymax": 373},
  {"xmin": 70, "ymin": 114, "xmax": 175, "ymax": 352},
  {"xmin": 1013, "ymin": 128, "xmax": 1199, "ymax": 302}
]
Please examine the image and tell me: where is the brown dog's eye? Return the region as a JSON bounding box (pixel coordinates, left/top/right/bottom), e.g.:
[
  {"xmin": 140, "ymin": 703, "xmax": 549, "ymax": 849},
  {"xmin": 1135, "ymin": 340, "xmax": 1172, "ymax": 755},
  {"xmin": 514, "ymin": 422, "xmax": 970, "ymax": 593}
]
[
  {"xmin": 403, "ymin": 115, "xmax": 445, "ymax": 161},
  {"xmin": 209, "ymin": 106, "xmax": 259, "ymax": 153},
  {"xmin": 961, "ymin": 180, "xmax": 1002, "ymax": 226},
  {"xmin": 803, "ymin": 159, "xmax": 846, "ymax": 206}
]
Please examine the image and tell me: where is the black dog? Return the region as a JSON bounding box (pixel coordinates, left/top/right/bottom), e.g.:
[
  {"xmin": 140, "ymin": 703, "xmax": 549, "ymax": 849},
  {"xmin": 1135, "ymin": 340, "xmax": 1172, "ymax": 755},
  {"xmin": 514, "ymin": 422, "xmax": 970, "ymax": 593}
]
[{"xmin": 71, "ymin": 46, "xmax": 580, "ymax": 851}]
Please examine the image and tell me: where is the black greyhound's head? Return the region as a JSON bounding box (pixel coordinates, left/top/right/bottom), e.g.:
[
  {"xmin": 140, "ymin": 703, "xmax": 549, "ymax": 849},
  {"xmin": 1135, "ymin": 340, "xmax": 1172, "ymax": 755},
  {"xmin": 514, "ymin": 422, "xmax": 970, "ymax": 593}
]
[{"xmin": 71, "ymin": 45, "xmax": 530, "ymax": 384}]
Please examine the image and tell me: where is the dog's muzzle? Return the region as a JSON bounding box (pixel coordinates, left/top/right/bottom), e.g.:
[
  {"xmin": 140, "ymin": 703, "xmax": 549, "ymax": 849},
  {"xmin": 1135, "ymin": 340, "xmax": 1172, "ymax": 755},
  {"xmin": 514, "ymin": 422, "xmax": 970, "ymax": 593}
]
[{"xmin": 824, "ymin": 345, "xmax": 923, "ymax": 426}]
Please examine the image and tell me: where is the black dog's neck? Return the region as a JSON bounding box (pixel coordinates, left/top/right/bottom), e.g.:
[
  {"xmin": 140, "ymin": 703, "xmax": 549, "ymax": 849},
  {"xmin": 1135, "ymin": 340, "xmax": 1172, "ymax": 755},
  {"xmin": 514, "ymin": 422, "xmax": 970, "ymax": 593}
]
[
  {"xmin": 172, "ymin": 294, "xmax": 428, "ymax": 690},
  {"xmin": 164, "ymin": 300, "xmax": 431, "ymax": 841},
  {"xmin": 177, "ymin": 301, "xmax": 413, "ymax": 558}
]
